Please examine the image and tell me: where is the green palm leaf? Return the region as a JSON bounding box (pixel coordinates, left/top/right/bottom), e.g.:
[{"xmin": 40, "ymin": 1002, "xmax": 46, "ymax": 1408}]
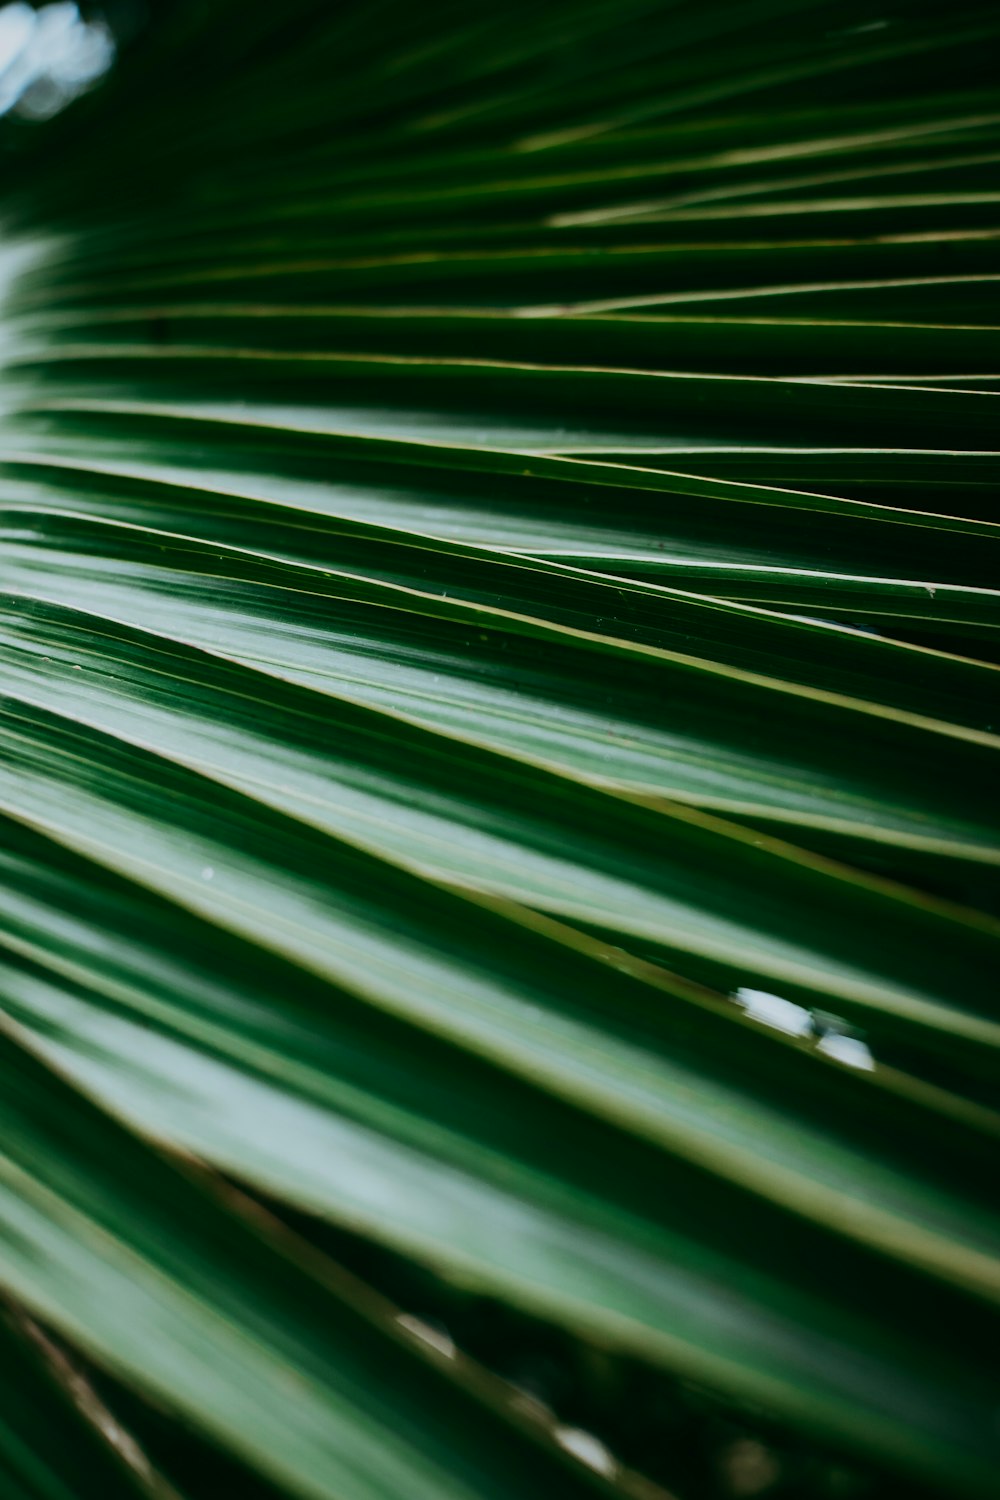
[{"xmin": 0, "ymin": 2, "xmax": 997, "ymax": 1496}]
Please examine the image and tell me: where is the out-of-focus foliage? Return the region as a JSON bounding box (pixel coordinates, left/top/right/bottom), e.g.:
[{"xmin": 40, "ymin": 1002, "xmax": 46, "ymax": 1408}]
[{"xmin": 0, "ymin": 3, "xmax": 997, "ymax": 1498}]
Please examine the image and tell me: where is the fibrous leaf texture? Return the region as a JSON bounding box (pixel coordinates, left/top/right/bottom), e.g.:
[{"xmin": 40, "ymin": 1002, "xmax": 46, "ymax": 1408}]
[{"xmin": 0, "ymin": 3, "xmax": 997, "ymax": 1498}]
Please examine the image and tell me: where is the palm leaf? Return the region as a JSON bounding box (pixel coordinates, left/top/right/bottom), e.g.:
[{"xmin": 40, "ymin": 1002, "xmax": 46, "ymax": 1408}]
[{"xmin": 0, "ymin": 2, "xmax": 998, "ymax": 1496}]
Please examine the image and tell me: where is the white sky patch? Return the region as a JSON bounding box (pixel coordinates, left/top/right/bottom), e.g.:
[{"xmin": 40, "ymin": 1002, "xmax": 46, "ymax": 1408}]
[
  {"xmin": 0, "ymin": 2, "xmax": 114, "ymax": 120},
  {"xmin": 553, "ymin": 1427, "xmax": 619, "ymax": 1478},
  {"xmin": 816, "ymin": 1032, "xmax": 876, "ymax": 1070},
  {"xmin": 734, "ymin": 987, "xmax": 813, "ymax": 1038}
]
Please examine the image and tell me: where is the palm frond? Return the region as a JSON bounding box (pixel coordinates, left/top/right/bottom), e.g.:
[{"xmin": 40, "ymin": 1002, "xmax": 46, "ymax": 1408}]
[{"xmin": 0, "ymin": 3, "xmax": 998, "ymax": 1497}]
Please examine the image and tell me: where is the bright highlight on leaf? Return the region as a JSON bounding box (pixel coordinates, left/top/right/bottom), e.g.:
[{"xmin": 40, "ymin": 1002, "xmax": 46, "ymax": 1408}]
[{"xmin": 0, "ymin": 3, "xmax": 997, "ymax": 1499}]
